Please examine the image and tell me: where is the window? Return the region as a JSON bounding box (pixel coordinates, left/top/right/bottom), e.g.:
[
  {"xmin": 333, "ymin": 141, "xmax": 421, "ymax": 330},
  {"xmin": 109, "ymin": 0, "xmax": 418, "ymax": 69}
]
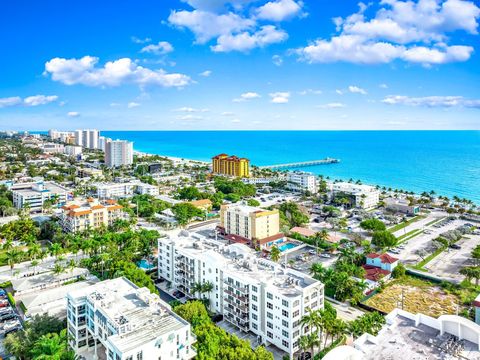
[
  {"xmin": 252, "ymin": 314, "xmax": 258, "ymax": 320},
  {"xmin": 252, "ymin": 323, "xmax": 258, "ymax": 330},
  {"xmin": 282, "ymin": 309, "xmax": 288, "ymax": 317},
  {"xmin": 293, "ymin": 330, "xmax": 299, "ymax": 338},
  {"xmin": 252, "ymin": 285, "xmax": 258, "ymax": 292},
  {"xmin": 282, "ymin": 319, "xmax": 288, "ymax": 327},
  {"xmin": 252, "ymin": 304, "xmax": 258, "ymax": 311},
  {"xmin": 282, "ymin": 299, "xmax": 288, "ymax": 307},
  {"xmin": 252, "ymin": 295, "xmax": 258, "ymax": 302},
  {"xmin": 267, "ymin": 293, "xmax": 273, "ymax": 300},
  {"xmin": 136, "ymin": 352, "xmax": 143, "ymax": 360},
  {"xmin": 267, "ymin": 331, "xmax": 273, "ymax": 339},
  {"xmin": 267, "ymin": 322, "xmax": 273, "ymax": 329},
  {"xmin": 267, "ymin": 312, "xmax": 273, "ymax": 319},
  {"xmin": 282, "ymin": 329, "xmax": 289, "ymax": 337},
  {"xmin": 267, "ymin": 302, "xmax": 273, "ymax": 310},
  {"xmin": 282, "ymin": 340, "xmax": 289, "ymax": 348},
  {"xmin": 293, "ymin": 310, "xmax": 299, "ymax": 317},
  {"xmin": 293, "ymin": 300, "xmax": 300, "ymax": 307}
]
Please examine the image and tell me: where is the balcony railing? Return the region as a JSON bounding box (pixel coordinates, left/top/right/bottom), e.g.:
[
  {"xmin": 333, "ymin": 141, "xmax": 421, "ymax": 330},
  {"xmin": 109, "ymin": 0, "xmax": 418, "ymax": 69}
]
[
  {"xmin": 223, "ymin": 280, "xmax": 249, "ymax": 293},
  {"xmin": 224, "ymin": 289, "xmax": 248, "ymax": 303}
]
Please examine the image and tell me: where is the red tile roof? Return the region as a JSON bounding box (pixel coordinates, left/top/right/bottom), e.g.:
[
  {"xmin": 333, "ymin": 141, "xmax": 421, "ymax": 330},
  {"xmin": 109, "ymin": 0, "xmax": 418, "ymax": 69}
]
[
  {"xmin": 258, "ymin": 233, "xmax": 285, "ymax": 245},
  {"xmin": 362, "ymin": 265, "xmax": 391, "ymax": 282},
  {"xmin": 366, "ymin": 253, "xmax": 399, "ymax": 264},
  {"xmin": 290, "ymin": 227, "xmax": 316, "ymax": 237}
]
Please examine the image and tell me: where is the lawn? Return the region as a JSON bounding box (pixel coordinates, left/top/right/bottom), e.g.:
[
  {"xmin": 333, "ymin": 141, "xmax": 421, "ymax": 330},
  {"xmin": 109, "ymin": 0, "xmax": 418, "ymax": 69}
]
[
  {"xmin": 388, "ymin": 215, "xmax": 426, "ymax": 233},
  {"xmin": 364, "ymin": 276, "xmax": 459, "ymax": 318}
]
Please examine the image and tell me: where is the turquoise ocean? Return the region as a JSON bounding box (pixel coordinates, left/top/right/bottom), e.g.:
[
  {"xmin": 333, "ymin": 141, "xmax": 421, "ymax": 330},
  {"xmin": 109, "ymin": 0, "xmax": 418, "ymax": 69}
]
[{"xmin": 99, "ymin": 131, "xmax": 480, "ymax": 203}]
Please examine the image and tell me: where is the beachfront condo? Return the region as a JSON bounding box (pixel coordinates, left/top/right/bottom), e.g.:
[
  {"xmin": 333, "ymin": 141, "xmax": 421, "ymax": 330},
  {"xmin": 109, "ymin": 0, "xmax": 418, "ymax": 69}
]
[{"xmin": 212, "ymin": 153, "xmax": 250, "ymax": 177}]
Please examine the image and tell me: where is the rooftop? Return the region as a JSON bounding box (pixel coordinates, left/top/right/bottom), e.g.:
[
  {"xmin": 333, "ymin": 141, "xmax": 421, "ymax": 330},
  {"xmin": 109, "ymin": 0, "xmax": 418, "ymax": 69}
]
[
  {"xmin": 12, "ymin": 267, "xmax": 90, "ymax": 293},
  {"xmin": 355, "ymin": 311, "xmax": 480, "ymax": 360},
  {"xmin": 68, "ymin": 277, "xmax": 191, "ymax": 353},
  {"xmin": 163, "ymin": 232, "xmax": 319, "ymax": 297}
]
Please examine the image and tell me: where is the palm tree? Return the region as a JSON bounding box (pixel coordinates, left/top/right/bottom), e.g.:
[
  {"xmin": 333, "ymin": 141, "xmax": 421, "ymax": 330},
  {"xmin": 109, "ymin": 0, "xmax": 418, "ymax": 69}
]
[
  {"xmin": 314, "ymin": 229, "xmax": 329, "ymax": 255},
  {"xmin": 191, "ymin": 282, "xmax": 203, "ymax": 299},
  {"xmin": 27, "ymin": 243, "xmax": 42, "ymax": 260},
  {"xmin": 53, "ymin": 263, "xmax": 65, "ymax": 275},
  {"xmin": 30, "ymin": 330, "xmax": 72, "ymax": 360},
  {"xmin": 30, "ymin": 259, "xmax": 39, "ymax": 274},
  {"xmin": 298, "ymin": 335, "xmax": 310, "ymax": 360},
  {"xmin": 49, "ymin": 243, "xmax": 63, "ymax": 260},
  {"xmin": 5, "ymin": 248, "xmax": 21, "ymax": 276},
  {"xmin": 307, "ymin": 332, "xmax": 321, "ymax": 357},
  {"xmin": 270, "ymin": 245, "xmax": 281, "ymax": 262}
]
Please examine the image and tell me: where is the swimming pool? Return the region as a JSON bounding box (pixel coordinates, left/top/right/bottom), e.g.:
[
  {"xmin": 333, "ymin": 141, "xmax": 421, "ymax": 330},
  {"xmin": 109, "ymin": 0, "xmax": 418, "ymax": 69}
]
[
  {"xmin": 137, "ymin": 259, "xmax": 155, "ymax": 270},
  {"xmin": 278, "ymin": 243, "xmax": 298, "ymax": 252}
]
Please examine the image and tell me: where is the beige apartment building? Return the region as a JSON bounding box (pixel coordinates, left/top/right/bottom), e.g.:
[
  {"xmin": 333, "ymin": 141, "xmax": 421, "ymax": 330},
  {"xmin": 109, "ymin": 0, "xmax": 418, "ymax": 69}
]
[
  {"xmin": 59, "ymin": 198, "xmax": 124, "ymax": 233},
  {"xmin": 219, "ymin": 203, "xmax": 282, "ymax": 248}
]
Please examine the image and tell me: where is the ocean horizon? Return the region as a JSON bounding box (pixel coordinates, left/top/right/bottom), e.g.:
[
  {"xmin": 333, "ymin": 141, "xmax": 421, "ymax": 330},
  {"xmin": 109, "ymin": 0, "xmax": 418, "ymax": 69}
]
[{"xmin": 95, "ymin": 130, "xmax": 480, "ymax": 204}]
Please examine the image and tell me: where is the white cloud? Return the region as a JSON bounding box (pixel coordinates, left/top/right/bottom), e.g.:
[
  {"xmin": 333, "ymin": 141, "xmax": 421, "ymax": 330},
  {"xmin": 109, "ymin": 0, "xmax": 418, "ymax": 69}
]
[
  {"xmin": 335, "ymin": 89, "xmax": 344, "ymax": 95},
  {"xmin": 379, "ymin": 83, "xmax": 388, "ymax": 89},
  {"xmin": 348, "ymin": 85, "xmax": 367, "ymax": 95},
  {"xmin": 174, "ymin": 107, "xmax": 209, "ymax": 112},
  {"xmin": 141, "ymin": 41, "xmax": 174, "ymax": 55},
  {"xmin": 168, "ymin": 10, "xmax": 254, "ymax": 43},
  {"xmin": 382, "ymin": 95, "xmax": 480, "ymax": 108},
  {"xmin": 233, "ymin": 91, "xmax": 261, "ymax": 102},
  {"xmin": 255, "ymin": 0, "xmax": 303, "ymax": 22},
  {"xmin": 298, "ymin": 89, "xmax": 322, "ymax": 95},
  {"xmin": 23, "ymin": 95, "xmax": 59, "ymax": 106},
  {"xmin": 211, "ymin": 25, "xmax": 287, "ymax": 52},
  {"xmin": 272, "ymin": 54, "xmax": 283, "ymax": 66},
  {"xmin": 127, "ymin": 102, "xmax": 141, "ymax": 108},
  {"xmin": 131, "ymin": 36, "xmax": 152, "ymax": 44},
  {"xmin": 231, "ymin": 118, "xmax": 241, "ymax": 123},
  {"xmin": 44, "ymin": 56, "xmax": 192, "ymax": 88},
  {"xmin": 0, "ymin": 95, "xmax": 59, "ymax": 108},
  {"xmin": 67, "ymin": 111, "xmax": 80, "ymax": 117},
  {"xmin": 177, "ymin": 114, "xmax": 204, "ymax": 120},
  {"xmin": 199, "ymin": 70, "xmax": 212, "ymax": 77},
  {"xmin": 318, "ymin": 102, "xmax": 346, "ymax": 108},
  {"xmin": 221, "ymin": 111, "xmax": 235, "ymax": 116},
  {"xmin": 0, "ymin": 97, "xmax": 22, "ymax": 108},
  {"xmin": 269, "ymin": 91, "xmax": 290, "ymax": 103},
  {"xmin": 295, "ymin": 0, "xmax": 479, "ymax": 65},
  {"xmin": 110, "ymin": 102, "xmax": 121, "ymax": 107}
]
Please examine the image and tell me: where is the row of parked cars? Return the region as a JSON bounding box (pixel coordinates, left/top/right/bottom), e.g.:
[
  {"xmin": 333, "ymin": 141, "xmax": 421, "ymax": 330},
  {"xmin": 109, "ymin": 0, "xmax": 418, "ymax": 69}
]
[{"xmin": 0, "ymin": 289, "xmax": 21, "ymax": 336}]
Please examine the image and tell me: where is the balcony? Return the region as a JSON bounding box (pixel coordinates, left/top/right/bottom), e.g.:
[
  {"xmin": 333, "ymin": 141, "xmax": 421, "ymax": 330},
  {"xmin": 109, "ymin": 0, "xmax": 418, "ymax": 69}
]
[
  {"xmin": 223, "ymin": 299, "xmax": 249, "ymax": 314},
  {"xmin": 223, "ymin": 280, "xmax": 249, "ymax": 293},
  {"xmin": 224, "ymin": 289, "xmax": 248, "ymax": 303}
]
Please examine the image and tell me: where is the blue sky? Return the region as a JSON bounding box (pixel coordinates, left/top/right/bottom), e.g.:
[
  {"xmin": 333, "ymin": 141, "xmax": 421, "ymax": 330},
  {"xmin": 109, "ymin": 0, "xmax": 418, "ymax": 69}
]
[{"xmin": 0, "ymin": 0, "xmax": 479, "ymax": 130}]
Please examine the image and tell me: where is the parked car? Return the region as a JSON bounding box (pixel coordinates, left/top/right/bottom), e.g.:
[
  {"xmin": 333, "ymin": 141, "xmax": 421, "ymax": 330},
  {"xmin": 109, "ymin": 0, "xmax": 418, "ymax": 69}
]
[
  {"xmin": 320, "ymin": 254, "xmax": 331, "ymax": 258},
  {"xmin": 449, "ymin": 244, "xmax": 461, "ymax": 249}
]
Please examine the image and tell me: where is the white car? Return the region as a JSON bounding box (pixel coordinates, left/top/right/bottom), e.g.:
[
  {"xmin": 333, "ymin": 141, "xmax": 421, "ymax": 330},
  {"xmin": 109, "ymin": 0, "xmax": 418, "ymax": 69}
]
[{"xmin": 320, "ymin": 254, "xmax": 331, "ymax": 258}]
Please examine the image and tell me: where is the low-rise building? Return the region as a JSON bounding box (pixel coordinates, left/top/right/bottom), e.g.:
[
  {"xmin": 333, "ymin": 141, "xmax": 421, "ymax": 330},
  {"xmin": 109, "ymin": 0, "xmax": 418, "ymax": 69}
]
[
  {"xmin": 94, "ymin": 182, "xmax": 137, "ymax": 198},
  {"xmin": 188, "ymin": 199, "xmax": 212, "ymax": 212},
  {"xmin": 42, "ymin": 142, "xmax": 65, "ymax": 154},
  {"xmin": 158, "ymin": 233, "xmax": 324, "ymax": 357},
  {"xmin": 59, "ymin": 198, "xmax": 124, "ymax": 233},
  {"xmin": 64, "ymin": 145, "xmax": 83, "ymax": 157},
  {"xmin": 76, "ymin": 167, "xmax": 103, "ymax": 179},
  {"xmin": 219, "ymin": 203, "xmax": 282, "ymax": 248},
  {"xmin": 385, "ymin": 197, "xmax": 420, "ymax": 215},
  {"xmin": 66, "ymin": 277, "xmax": 196, "ymax": 360},
  {"xmin": 329, "ymin": 182, "xmax": 380, "ymax": 209},
  {"xmin": 327, "ymin": 308, "xmax": 480, "ymax": 359},
  {"xmin": 286, "ymin": 171, "xmax": 317, "ymax": 193},
  {"xmin": 12, "ymin": 180, "xmax": 70, "ymax": 212},
  {"xmin": 136, "ymin": 182, "xmax": 159, "ymax": 196}
]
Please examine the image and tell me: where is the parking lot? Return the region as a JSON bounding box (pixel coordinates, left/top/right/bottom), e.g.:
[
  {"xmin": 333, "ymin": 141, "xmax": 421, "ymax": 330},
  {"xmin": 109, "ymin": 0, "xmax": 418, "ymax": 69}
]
[
  {"xmin": 0, "ymin": 288, "xmax": 22, "ymax": 358},
  {"xmin": 282, "ymin": 245, "xmax": 337, "ymax": 273},
  {"xmin": 424, "ymin": 234, "xmax": 480, "ymax": 282},
  {"xmin": 392, "ymin": 219, "xmax": 467, "ymax": 265}
]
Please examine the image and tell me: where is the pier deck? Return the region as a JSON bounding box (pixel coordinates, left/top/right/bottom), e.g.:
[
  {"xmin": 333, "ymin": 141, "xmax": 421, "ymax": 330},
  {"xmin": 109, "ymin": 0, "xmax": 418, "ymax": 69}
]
[{"xmin": 258, "ymin": 158, "xmax": 340, "ymax": 170}]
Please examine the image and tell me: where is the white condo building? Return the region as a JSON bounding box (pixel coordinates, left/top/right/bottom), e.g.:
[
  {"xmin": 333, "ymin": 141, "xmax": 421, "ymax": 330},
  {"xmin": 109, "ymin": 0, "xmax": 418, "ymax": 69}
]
[
  {"xmin": 329, "ymin": 182, "xmax": 380, "ymax": 209},
  {"xmin": 66, "ymin": 277, "xmax": 196, "ymax": 360},
  {"xmin": 158, "ymin": 232, "xmax": 324, "ymax": 357},
  {"xmin": 286, "ymin": 172, "xmax": 317, "ymax": 193},
  {"xmin": 12, "ymin": 181, "xmax": 69, "ymax": 212},
  {"xmin": 98, "ymin": 136, "xmax": 109, "ymax": 152},
  {"xmin": 64, "ymin": 145, "xmax": 83, "ymax": 157},
  {"xmin": 105, "ymin": 140, "xmax": 133, "ymax": 168},
  {"xmin": 75, "ymin": 129, "xmax": 100, "ymax": 149}
]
